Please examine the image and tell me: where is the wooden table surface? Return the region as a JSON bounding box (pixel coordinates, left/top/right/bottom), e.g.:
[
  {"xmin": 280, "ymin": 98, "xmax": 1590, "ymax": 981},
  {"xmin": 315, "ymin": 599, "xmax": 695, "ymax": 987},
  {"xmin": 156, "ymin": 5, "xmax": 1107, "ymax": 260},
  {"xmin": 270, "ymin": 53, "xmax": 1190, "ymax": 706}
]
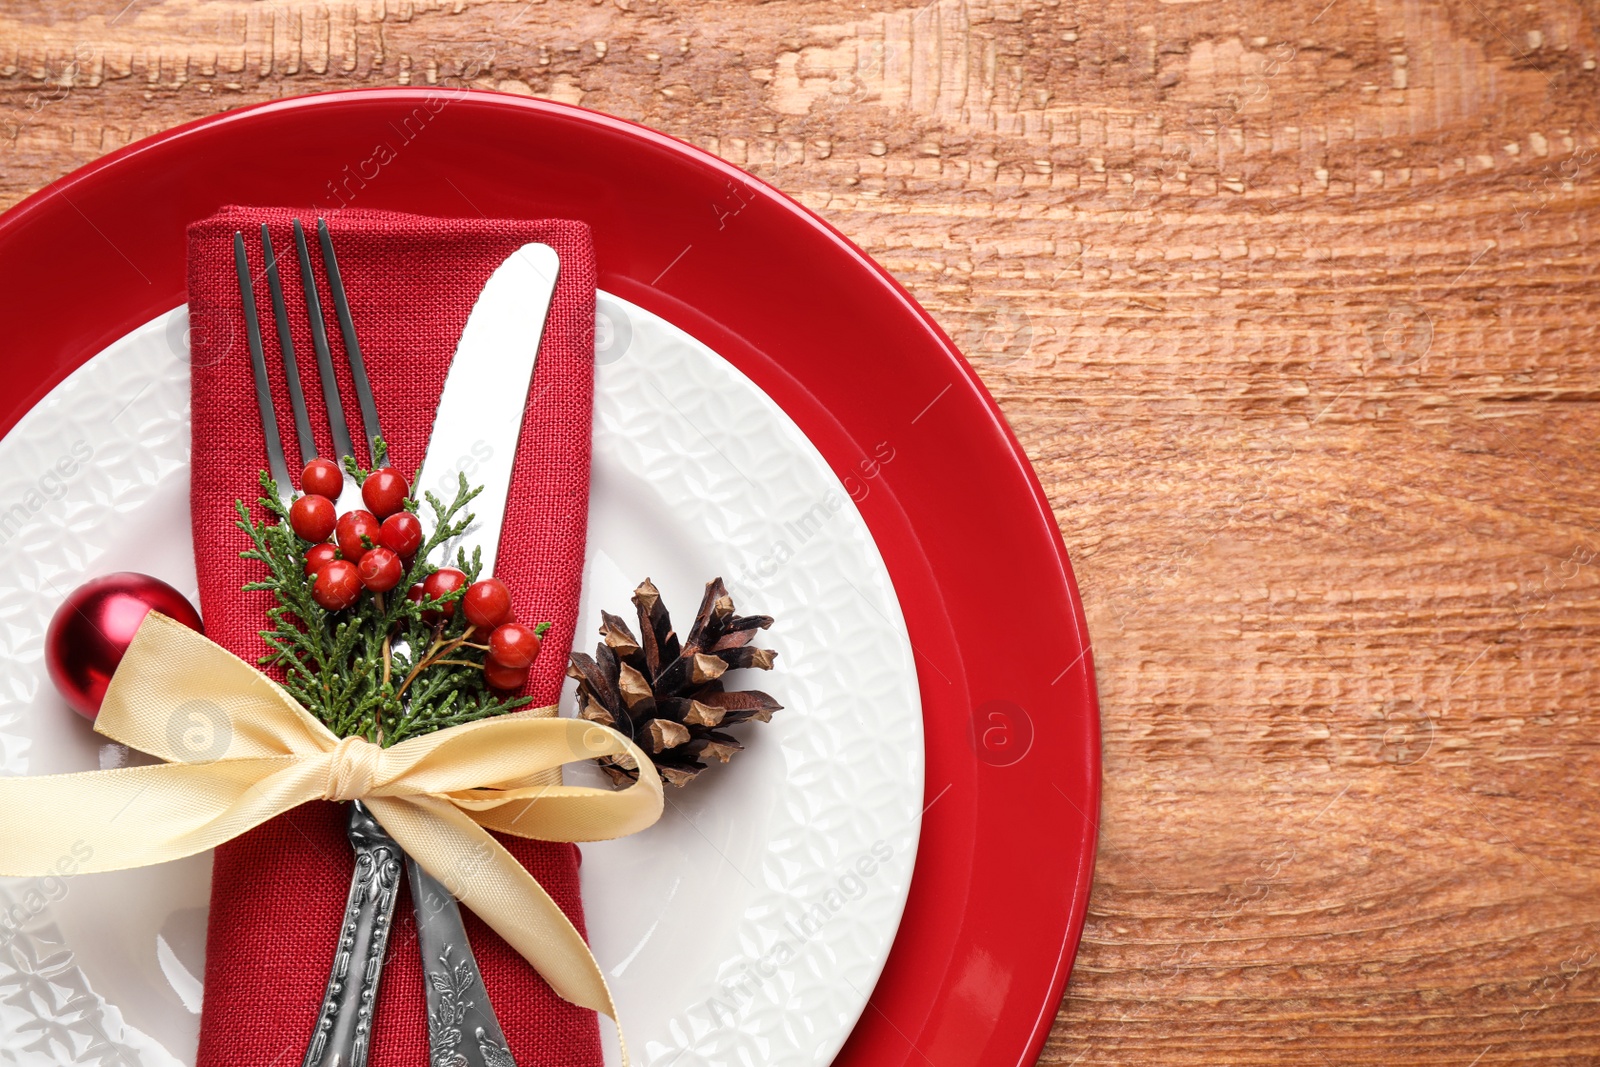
[{"xmin": 4, "ymin": 0, "xmax": 1599, "ymax": 1063}]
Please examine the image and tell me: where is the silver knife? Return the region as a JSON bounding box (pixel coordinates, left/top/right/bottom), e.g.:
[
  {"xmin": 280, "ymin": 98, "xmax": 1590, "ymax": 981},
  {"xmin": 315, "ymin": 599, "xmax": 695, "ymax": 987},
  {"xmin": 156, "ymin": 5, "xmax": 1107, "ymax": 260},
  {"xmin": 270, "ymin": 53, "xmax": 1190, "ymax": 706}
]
[
  {"xmin": 417, "ymin": 242, "xmax": 562, "ymax": 576},
  {"xmin": 408, "ymin": 241, "xmax": 561, "ymax": 1067},
  {"xmin": 303, "ymin": 243, "xmax": 561, "ymax": 1067}
]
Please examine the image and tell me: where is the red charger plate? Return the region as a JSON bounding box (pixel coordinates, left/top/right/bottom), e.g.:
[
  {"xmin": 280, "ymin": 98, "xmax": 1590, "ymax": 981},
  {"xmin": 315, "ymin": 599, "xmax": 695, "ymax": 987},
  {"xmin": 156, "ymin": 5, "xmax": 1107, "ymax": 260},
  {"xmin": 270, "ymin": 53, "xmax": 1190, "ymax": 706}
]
[{"xmin": 0, "ymin": 90, "xmax": 1100, "ymax": 1067}]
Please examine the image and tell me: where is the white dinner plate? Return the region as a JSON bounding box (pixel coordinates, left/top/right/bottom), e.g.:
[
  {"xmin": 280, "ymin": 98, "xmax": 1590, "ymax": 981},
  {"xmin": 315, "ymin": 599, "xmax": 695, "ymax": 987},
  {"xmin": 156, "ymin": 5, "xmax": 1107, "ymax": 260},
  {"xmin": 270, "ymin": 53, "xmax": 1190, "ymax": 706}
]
[{"xmin": 0, "ymin": 292, "xmax": 923, "ymax": 1067}]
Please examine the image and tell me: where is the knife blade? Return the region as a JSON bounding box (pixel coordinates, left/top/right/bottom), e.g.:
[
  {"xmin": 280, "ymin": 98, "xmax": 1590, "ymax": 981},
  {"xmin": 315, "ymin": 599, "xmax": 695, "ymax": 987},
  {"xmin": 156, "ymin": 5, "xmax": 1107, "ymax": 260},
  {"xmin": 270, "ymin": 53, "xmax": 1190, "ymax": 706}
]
[
  {"xmin": 405, "ymin": 242, "xmax": 560, "ymax": 1067},
  {"xmin": 417, "ymin": 242, "xmax": 562, "ymax": 575}
]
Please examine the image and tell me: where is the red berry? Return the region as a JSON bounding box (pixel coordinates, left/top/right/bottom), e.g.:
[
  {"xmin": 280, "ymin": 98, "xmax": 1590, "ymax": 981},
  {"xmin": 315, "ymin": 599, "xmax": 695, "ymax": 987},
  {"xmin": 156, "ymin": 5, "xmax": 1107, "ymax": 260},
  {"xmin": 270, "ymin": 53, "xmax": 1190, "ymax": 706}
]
[
  {"xmin": 362, "ymin": 467, "xmax": 410, "ymax": 519},
  {"xmin": 488, "ymin": 623, "xmax": 541, "ymax": 669},
  {"xmin": 300, "ymin": 458, "xmax": 344, "ymax": 500},
  {"xmin": 483, "ymin": 658, "xmax": 529, "ymax": 692},
  {"xmin": 357, "ymin": 547, "xmax": 403, "ymax": 593},
  {"xmin": 304, "ymin": 543, "xmax": 339, "ymax": 577},
  {"xmin": 334, "ymin": 510, "xmax": 381, "ymax": 563},
  {"xmin": 378, "ymin": 512, "xmax": 423, "ymax": 558},
  {"xmin": 462, "ymin": 578, "xmax": 512, "ymax": 630},
  {"xmin": 420, "ymin": 568, "xmax": 468, "ymax": 617},
  {"xmin": 289, "ymin": 494, "xmax": 337, "ymax": 542},
  {"xmin": 312, "ymin": 560, "xmax": 362, "ymax": 610}
]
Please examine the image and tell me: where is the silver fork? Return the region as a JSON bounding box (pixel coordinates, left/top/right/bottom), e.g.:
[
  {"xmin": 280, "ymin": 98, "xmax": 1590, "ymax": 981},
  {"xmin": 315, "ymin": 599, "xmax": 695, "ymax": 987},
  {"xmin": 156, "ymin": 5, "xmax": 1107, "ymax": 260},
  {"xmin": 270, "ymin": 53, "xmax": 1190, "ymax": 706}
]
[{"xmin": 233, "ymin": 218, "xmax": 517, "ymax": 1067}]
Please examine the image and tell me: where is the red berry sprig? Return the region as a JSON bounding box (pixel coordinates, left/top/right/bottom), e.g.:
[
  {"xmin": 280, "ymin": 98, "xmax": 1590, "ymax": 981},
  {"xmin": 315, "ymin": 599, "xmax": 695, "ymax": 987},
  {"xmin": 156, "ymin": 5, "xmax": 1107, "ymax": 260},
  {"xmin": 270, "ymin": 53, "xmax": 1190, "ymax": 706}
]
[
  {"xmin": 460, "ymin": 580, "xmax": 548, "ymax": 691},
  {"xmin": 403, "ymin": 574, "xmax": 548, "ymax": 692},
  {"xmin": 242, "ymin": 460, "xmax": 550, "ymax": 745},
  {"xmin": 281, "ymin": 458, "xmax": 549, "ymax": 695},
  {"xmin": 291, "ymin": 458, "xmax": 417, "ymax": 598},
  {"xmin": 299, "ymin": 489, "xmax": 416, "ymax": 598}
]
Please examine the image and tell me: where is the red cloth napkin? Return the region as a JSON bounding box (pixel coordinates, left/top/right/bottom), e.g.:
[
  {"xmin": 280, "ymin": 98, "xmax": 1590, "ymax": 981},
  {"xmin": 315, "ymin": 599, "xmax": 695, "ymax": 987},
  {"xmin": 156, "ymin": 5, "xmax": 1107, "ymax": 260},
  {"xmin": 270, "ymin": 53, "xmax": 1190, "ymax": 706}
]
[{"xmin": 185, "ymin": 207, "xmax": 601, "ymax": 1067}]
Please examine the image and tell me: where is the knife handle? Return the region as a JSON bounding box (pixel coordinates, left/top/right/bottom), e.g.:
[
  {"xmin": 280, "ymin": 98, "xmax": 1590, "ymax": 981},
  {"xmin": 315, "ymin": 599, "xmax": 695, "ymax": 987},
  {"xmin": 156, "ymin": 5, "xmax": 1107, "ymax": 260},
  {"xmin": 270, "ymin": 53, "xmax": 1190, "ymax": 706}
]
[
  {"xmin": 409, "ymin": 856, "xmax": 519, "ymax": 1067},
  {"xmin": 301, "ymin": 801, "xmax": 404, "ymax": 1067}
]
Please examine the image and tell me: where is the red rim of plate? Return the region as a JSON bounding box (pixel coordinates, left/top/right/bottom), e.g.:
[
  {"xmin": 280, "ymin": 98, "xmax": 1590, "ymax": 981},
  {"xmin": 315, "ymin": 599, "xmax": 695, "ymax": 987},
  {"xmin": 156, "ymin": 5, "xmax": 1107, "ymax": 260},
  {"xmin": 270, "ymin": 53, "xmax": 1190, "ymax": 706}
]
[{"xmin": 0, "ymin": 89, "xmax": 1100, "ymax": 1067}]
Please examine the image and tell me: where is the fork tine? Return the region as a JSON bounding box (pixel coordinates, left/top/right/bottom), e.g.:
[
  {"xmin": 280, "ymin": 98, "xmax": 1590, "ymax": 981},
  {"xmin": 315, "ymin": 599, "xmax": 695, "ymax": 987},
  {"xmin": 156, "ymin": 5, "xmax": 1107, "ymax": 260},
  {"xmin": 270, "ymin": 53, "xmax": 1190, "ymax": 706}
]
[
  {"xmin": 233, "ymin": 231, "xmax": 293, "ymax": 505},
  {"xmin": 261, "ymin": 224, "xmax": 317, "ymax": 470},
  {"xmin": 317, "ymin": 219, "xmax": 385, "ymax": 469},
  {"xmin": 292, "ymin": 218, "xmax": 356, "ymax": 467}
]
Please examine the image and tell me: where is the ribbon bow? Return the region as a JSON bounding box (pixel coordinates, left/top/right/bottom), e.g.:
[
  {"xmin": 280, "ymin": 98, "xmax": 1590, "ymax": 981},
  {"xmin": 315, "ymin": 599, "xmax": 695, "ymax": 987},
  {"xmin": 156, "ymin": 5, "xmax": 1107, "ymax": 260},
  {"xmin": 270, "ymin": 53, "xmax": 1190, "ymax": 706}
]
[{"xmin": 0, "ymin": 612, "xmax": 663, "ymax": 1043}]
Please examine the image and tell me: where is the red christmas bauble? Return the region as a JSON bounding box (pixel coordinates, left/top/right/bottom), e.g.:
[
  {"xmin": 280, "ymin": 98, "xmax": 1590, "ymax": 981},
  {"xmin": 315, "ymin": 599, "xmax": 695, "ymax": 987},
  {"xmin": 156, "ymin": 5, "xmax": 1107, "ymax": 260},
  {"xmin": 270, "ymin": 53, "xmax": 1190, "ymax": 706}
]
[{"xmin": 46, "ymin": 572, "xmax": 203, "ymax": 720}]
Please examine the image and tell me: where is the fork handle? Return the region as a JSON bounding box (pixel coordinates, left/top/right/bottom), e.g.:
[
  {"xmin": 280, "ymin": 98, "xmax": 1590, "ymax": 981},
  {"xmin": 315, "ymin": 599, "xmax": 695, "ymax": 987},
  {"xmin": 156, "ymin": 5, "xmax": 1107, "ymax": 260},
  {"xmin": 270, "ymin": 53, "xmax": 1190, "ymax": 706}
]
[
  {"xmin": 409, "ymin": 856, "xmax": 519, "ymax": 1067},
  {"xmin": 301, "ymin": 802, "xmax": 404, "ymax": 1067}
]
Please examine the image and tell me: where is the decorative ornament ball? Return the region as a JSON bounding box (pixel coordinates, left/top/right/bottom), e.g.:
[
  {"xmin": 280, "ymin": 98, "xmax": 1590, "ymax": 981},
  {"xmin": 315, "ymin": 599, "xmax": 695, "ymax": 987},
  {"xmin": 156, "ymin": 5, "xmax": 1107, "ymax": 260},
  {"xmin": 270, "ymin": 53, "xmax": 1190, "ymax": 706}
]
[{"xmin": 46, "ymin": 572, "xmax": 204, "ymax": 720}]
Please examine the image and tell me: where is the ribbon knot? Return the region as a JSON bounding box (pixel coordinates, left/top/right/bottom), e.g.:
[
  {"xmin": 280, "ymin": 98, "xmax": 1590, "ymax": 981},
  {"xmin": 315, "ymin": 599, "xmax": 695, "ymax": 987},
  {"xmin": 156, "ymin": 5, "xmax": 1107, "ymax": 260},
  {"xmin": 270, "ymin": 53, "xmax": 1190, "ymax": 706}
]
[{"xmin": 323, "ymin": 735, "xmax": 382, "ymax": 801}]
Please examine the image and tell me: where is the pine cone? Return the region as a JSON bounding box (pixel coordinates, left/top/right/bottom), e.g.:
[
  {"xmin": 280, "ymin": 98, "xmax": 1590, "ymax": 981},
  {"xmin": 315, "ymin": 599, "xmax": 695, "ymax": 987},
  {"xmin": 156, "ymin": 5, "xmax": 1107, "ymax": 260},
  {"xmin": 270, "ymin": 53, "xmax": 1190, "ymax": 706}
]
[{"xmin": 567, "ymin": 577, "xmax": 780, "ymax": 787}]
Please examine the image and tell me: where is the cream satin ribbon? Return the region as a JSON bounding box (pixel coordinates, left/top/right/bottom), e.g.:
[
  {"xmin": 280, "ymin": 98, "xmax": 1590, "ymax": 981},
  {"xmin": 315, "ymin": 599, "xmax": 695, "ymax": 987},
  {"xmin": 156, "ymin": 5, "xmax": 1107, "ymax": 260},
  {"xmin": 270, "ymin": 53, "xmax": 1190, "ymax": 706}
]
[{"xmin": 0, "ymin": 612, "xmax": 663, "ymax": 1056}]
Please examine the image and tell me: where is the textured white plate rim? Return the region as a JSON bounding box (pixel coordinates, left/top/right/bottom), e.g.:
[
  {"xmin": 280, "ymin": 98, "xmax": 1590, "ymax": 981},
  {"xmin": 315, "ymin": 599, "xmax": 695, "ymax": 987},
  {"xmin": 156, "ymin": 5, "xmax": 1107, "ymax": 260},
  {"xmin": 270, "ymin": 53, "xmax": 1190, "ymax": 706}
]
[{"xmin": 0, "ymin": 292, "xmax": 923, "ymax": 1067}]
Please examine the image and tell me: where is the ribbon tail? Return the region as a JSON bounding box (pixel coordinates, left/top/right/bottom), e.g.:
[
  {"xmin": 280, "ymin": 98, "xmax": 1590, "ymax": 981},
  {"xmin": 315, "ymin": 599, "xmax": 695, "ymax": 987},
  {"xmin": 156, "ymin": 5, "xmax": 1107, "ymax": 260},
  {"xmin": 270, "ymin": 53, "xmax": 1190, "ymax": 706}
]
[
  {"xmin": 0, "ymin": 757, "xmax": 323, "ymax": 876},
  {"xmin": 369, "ymin": 795, "xmax": 635, "ymax": 1065}
]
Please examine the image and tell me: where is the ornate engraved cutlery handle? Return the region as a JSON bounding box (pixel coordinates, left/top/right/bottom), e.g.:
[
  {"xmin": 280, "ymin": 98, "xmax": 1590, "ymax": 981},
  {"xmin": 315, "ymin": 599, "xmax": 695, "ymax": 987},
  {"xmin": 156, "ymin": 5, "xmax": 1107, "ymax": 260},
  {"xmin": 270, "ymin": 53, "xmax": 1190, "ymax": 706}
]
[
  {"xmin": 409, "ymin": 856, "xmax": 518, "ymax": 1067},
  {"xmin": 302, "ymin": 801, "xmax": 404, "ymax": 1067}
]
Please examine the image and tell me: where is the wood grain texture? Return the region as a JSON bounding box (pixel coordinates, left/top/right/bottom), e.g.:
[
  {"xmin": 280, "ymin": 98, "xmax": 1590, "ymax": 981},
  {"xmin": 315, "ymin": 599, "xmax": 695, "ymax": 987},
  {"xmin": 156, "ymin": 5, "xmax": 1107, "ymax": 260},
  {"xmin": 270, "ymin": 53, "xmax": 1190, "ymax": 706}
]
[{"xmin": 4, "ymin": 0, "xmax": 1600, "ymax": 1063}]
